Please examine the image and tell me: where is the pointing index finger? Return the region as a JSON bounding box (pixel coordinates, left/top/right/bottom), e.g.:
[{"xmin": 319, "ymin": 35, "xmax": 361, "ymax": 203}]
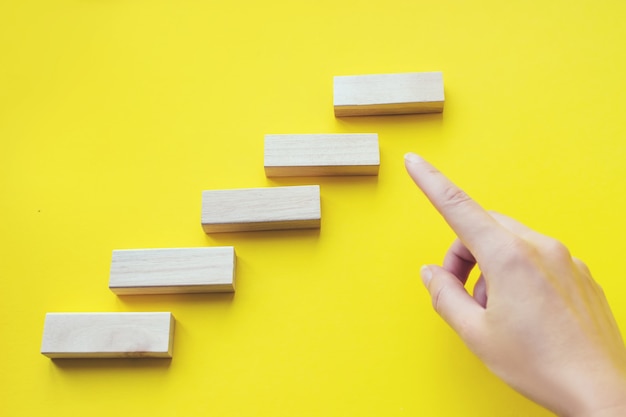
[{"xmin": 404, "ymin": 153, "xmax": 511, "ymax": 261}]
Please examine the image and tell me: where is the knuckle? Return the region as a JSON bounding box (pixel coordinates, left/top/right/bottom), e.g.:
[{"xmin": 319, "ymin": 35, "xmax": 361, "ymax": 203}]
[
  {"xmin": 540, "ymin": 237, "xmax": 572, "ymax": 261},
  {"xmin": 441, "ymin": 185, "xmax": 472, "ymax": 210},
  {"xmin": 594, "ymin": 280, "xmax": 605, "ymax": 295},
  {"xmin": 430, "ymin": 278, "xmax": 453, "ymax": 317},
  {"xmin": 493, "ymin": 236, "xmax": 538, "ymax": 268},
  {"xmin": 431, "ymin": 284, "xmax": 446, "ymax": 313},
  {"xmin": 573, "ymin": 256, "xmax": 590, "ymax": 272},
  {"xmin": 504, "ymin": 236, "xmax": 534, "ymax": 258}
]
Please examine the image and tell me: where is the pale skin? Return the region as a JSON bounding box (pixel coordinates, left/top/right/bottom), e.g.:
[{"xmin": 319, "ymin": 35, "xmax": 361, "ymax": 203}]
[{"xmin": 404, "ymin": 152, "xmax": 626, "ymax": 417}]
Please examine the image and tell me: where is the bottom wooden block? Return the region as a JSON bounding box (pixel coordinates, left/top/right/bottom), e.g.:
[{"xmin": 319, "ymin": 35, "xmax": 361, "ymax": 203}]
[{"xmin": 41, "ymin": 312, "xmax": 175, "ymax": 359}]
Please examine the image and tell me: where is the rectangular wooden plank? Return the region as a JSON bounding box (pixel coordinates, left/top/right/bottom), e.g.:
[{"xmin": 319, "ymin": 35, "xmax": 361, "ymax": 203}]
[
  {"xmin": 109, "ymin": 247, "xmax": 236, "ymax": 295},
  {"xmin": 334, "ymin": 72, "xmax": 444, "ymax": 116},
  {"xmin": 201, "ymin": 185, "xmax": 321, "ymax": 233},
  {"xmin": 41, "ymin": 312, "xmax": 175, "ymax": 359},
  {"xmin": 264, "ymin": 133, "xmax": 380, "ymax": 177}
]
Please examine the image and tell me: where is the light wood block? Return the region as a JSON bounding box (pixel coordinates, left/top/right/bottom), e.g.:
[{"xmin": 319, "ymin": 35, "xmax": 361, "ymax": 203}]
[
  {"xmin": 109, "ymin": 247, "xmax": 236, "ymax": 295},
  {"xmin": 264, "ymin": 133, "xmax": 380, "ymax": 177},
  {"xmin": 333, "ymin": 72, "xmax": 444, "ymax": 116},
  {"xmin": 41, "ymin": 312, "xmax": 175, "ymax": 359},
  {"xmin": 202, "ymin": 185, "xmax": 320, "ymax": 233}
]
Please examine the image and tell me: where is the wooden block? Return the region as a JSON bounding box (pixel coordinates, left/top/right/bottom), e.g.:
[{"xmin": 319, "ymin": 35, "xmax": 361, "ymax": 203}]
[
  {"xmin": 109, "ymin": 247, "xmax": 236, "ymax": 295},
  {"xmin": 41, "ymin": 312, "xmax": 175, "ymax": 359},
  {"xmin": 202, "ymin": 185, "xmax": 321, "ymax": 233},
  {"xmin": 333, "ymin": 72, "xmax": 444, "ymax": 116},
  {"xmin": 264, "ymin": 133, "xmax": 380, "ymax": 177}
]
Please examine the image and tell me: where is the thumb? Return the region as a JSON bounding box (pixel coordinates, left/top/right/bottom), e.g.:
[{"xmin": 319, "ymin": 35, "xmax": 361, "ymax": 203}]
[{"xmin": 421, "ymin": 265, "xmax": 483, "ymax": 340}]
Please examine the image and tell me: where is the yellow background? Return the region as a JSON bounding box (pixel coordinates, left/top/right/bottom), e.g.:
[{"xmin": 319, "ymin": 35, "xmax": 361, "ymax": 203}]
[{"xmin": 1, "ymin": 1, "xmax": 625, "ymax": 416}]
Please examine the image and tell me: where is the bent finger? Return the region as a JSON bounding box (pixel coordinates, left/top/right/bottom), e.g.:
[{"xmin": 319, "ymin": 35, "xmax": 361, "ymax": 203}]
[
  {"xmin": 421, "ymin": 265, "xmax": 484, "ymax": 341},
  {"xmin": 442, "ymin": 238, "xmax": 477, "ymax": 285}
]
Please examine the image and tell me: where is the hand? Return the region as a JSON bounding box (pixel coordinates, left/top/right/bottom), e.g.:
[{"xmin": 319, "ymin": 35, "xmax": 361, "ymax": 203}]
[{"xmin": 404, "ymin": 152, "xmax": 626, "ymax": 417}]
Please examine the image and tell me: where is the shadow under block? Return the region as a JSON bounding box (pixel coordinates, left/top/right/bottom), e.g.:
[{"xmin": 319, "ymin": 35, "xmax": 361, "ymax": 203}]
[
  {"xmin": 264, "ymin": 133, "xmax": 380, "ymax": 177},
  {"xmin": 41, "ymin": 312, "xmax": 175, "ymax": 359},
  {"xmin": 109, "ymin": 247, "xmax": 236, "ymax": 295},
  {"xmin": 333, "ymin": 72, "xmax": 444, "ymax": 116},
  {"xmin": 202, "ymin": 185, "xmax": 321, "ymax": 233}
]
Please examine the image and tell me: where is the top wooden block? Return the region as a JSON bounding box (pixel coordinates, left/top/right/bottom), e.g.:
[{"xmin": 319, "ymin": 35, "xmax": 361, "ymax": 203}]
[
  {"xmin": 201, "ymin": 185, "xmax": 321, "ymax": 233},
  {"xmin": 333, "ymin": 72, "xmax": 444, "ymax": 116}
]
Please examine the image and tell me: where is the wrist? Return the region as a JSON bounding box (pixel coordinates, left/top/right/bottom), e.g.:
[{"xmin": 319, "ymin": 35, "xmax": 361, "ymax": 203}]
[
  {"xmin": 553, "ymin": 365, "xmax": 626, "ymax": 417},
  {"xmin": 577, "ymin": 405, "xmax": 626, "ymax": 417},
  {"xmin": 569, "ymin": 378, "xmax": 626, "ymax": 417}
]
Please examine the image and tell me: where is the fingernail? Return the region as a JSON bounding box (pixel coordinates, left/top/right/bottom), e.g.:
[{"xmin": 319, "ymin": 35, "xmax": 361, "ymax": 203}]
[
  {"xmin": 420, "ymin": 265, "xmax": 432, "ymax": 286},
  {"xmin": 404, "ymin": 152, "xmax": 423, "ymax": 164}
]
